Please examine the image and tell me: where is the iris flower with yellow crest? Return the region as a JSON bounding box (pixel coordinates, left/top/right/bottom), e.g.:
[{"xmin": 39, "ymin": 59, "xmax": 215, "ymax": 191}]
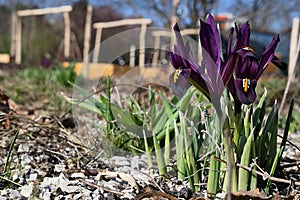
[{"xmin": 168, "ymin": 14, "xmax": 283, "ymax": 109}]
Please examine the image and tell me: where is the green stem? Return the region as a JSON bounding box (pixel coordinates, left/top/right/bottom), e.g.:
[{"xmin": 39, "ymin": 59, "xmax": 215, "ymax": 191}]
[
  {"xmin": 3, "ymin": 130, "xmax": 19, "ymax": 176},
  {"xmin": 105, "ymin": 76, "xmax": 112, "ymax": 140},
  {"xmin": 222, "ymin": 128, "xmax": 238, "ymax": 193},
  {"xmin": 207, "ymin": 114, "xmax": 221, "ymax": 198},
  {"xmin": 153, "ymin": 131, "xmax": 167, "ymax": 175}
]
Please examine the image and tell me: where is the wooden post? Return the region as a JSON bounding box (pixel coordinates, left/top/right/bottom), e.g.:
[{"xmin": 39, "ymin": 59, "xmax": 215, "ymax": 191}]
[
  {"xmin": 151, "ymin": 30, "xmax": 171, "ymax": 66},
  {"xmin": 63, "ymin": 12, "xmax": 71, "ymax": 60},
  {"xmin": 139, "ymin": 23, "xmax": 147, "ymax": 67},
  {"xmin": 10, "ymin": 11, "xmax": 17, "ymax": 62},
  {"xmin": 93, "ymin": 28, "xmax": 102, "ymax": 63},
  {"xmin": 83, "ymin": 4, "xmax": 93, "ymax": 63},
  {"xmin": 170, "ymin": 0, "xmax": 179, "ymax": 52},
  {"xmin": 130, "ymin": 45, "xmax": 136, "ymax": 67},
  {"xmin": 152, "ymin": 34, "xmax": 160, "ymax": 67},
  {"xmin": 279, "ymin": 17, "xmax": 300, "ymax": 114},
  {"xmin": 161, "ymin": 44, "xmax": 168, "ymax": 61},
  {"xmin": 15, "ymin": 15, "xmax": 22, "ymax": 64},
  {"xmin": 288, "ymin": 17, "xmax": 299, "ymax": 77}
]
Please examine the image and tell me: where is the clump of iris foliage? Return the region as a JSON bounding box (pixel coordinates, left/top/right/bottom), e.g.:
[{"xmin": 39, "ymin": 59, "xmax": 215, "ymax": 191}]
[
  {"xmin": 69, "ymin": 14, "xmax": 294, "ymax": 197},
  {"xmin": 2, "ymin": 62, "xmax": 78, "ymax": 115}
]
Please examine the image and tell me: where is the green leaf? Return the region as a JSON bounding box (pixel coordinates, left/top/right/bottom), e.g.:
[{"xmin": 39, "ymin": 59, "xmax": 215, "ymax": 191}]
[
  {"xmin": 110, "ymin": 104, "xmax": 142, "ymax": 132},
  {"xmin": 257, "ymin": 100, "xmax": 276, "ymax": 165},
  {"xmin": 153, "ymin": 131, "xmax": 167, "ymax": 175},
  {"xmin": 265, "ymin": 101, "xmax": 278, "ymax": 171},
  {"xmin": 238, "ymin": 131, "xmax": 254, "ymax": 191},
  {"xmin": 252, "ymin": 89, "xmax": 267, "ymax": 136},
  {"xmin": 174, "ymin": 119, "xmax": 186, "ymax": 180},
  {"xmin": 179, "ymin": 87, "xmax": 196, "ymax": 111},
  {"xmin": 164, "ymin": 123, "xmax": 171, "ymax": 169},
  {"xmin": 279, "ymin": 98, "xmax": 294, "ymax": 160}
]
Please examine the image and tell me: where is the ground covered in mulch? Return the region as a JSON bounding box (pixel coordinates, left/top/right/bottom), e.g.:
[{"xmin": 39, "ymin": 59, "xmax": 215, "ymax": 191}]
[{"xmin": 0, "ymin": 65, "xmax": 300, "ymax": 199}]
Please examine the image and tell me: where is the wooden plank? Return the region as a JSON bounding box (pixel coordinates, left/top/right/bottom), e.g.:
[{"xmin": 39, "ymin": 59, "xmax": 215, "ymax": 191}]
[
  {"xmin": 10, "ymin": 12, "xmax": 17, "ymax": 60},
  {"xmin": 83, "ymin": 4, "xmax": 93, "ymax": 63},
  {"xmin": 139, "ymin": 23, "xmax": 147, "ymax": 66},
  {"xmin": 93, "ymin": 18, "xmax": 152, "ymax": 29},
  {"xmin": 129, "ymin": 45, "xmax": 136, "ymax": 67},
  {"xmin": 152, "ymin": 30, "xmax": 171, "ymax": 37},
  {"xmin": 93, "ymin": 28, "xmax": 102, "ymax": 63},
  {"xmin": 63, "ymin": 12, "xmax": 71, "ymax": 59},
  {"xmin": 152, "ymin": 34, "xmax": 161, "ymax": 67},
  {"xmin": 17, "ymin": 6, "xmax": 72, "ymax": 17},
  {"xmin": 181, "ymin": 29, "xmax": 198, "ymax": 35},
  {"xmin": 15, "ymin": 16, "xmax": 22, "ymax": 64},
  {"xmin": 288, "ymin": 17, "xmax": 299, "ymax": 77}
]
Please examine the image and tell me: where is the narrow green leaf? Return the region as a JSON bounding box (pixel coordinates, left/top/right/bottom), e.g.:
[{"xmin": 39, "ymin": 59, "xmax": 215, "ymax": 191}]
[
  {"xmin": 3, "ymin": 130, "xmax": 19, "ymax": 175},
  {"xmin": 238, "ymin": 131, "xmax": 254, "ymax": 191},
  {"xmin": 143, "ymin": 130, "xmax": 153, "ymax": 175},
  {"xmin": 265, "ymin": 146, "xmax": 283, "ymax": 194},
  {"xmin": 161, "ymin": 95, "xmax": 174, "ymax": 118},
  {"xmin": 266, "ymin": 98, "xmax": 295, "ymax": 194},
  {"xmin": 252, "ymin": 89, "xmax": 267, "ymax": 136},
  {"xmin": 174, "ymin": 119, "xmax": 186, "ymax": 180},
  {"xmin": 279, "ymin": 98, "xmax": 294, "ymax": 160},
  {"xmin": 258, "ymin": 101, "xmax": 277, "ymax": 166},
  {"xmin": 153, "ymin": 132, "xmax": 167, "ymax": 175},
  {"xmin": 265, "ymin": 101, "xmax": 278, "ymax": 171},
  {"xmin": 164, "ymin": 123, "xmax": 171, "ymax": 169},
  {"xmin": 249, "ymin": 135, "xmax": 257, "ymax": 190},
  {"xmin": 110, "ymin": 104, "xmax": 141, "ymax": 132}
]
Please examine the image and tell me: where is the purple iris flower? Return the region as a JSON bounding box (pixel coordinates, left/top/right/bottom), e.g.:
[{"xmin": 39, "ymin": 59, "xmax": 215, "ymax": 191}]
[
  {"xmin": 168, "ymin": 14, "xmax": 236, "ymax": 114},
  {"xmin": 168, "ymin": 14, "xmax": 281, "ymax": 109},
  {"xmin": 228, "ymin": 21, "xmax": 280, "ymax": 105}
]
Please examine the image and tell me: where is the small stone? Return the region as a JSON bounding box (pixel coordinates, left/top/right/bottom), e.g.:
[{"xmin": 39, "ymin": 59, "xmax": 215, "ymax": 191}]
[
  {"xmin": 17, "ymin": 143, "xmax": 30, "ymax": 153},
  {"xmin": 36, "ymin": 168, "xmax": 47, "ymax": 177},
  {"xmin": 111, "ymin": 156, "xmax": 130, "ymax": 166},
  {"xmin": 54, "ymin": 164, "xmax": 66, "ymax": 173},
  {"xmin": 122, "ymin": 191, "xmax": 135, "ymax": 199},
  {"xmin": 131, "ymin": 156, "xmax": 140, "ymax": 169},
  {"xmin": 70, "ymin": 172, "xmax": 85, "ymax": 178},
  {"xmin": 20, "ymin": 154, "xmax": 33, "ymax": 165},
  {"xmin": 65, "ymin": 147, "xmax": 71, "ymax": 152},
  {"xmin": 8, "ymin": 189, "xmax": 21, "ymax": 199},
  {"xmin": 94, "ymin": 173, "xmax": 101, "ymax": 181},
  {"xmin": 20, "ymin": 183, "xmax": 33, "ymax": 198},
  {"xmin": 27, "ymin": 173, "xmax": 38, "ymax": 181},
  {"xmin": 73, "ymin": 193, "xmax": 83, "ymax": 200},
  {"xmin": 39, "ymin": 191, "xmax": 51, "ymax": 200},
  {"xmin": 104, "ymin": 180, "xmax": 119, "ymax": 190},
  {"xmin": 117, "ymin": 166, "xmax": 132, "ymax": 173}
]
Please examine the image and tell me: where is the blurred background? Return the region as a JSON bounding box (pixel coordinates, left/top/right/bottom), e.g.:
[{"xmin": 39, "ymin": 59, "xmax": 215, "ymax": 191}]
[{"xmin": 0, "ymin": 0, "xmax": 299, "ymax": 67}]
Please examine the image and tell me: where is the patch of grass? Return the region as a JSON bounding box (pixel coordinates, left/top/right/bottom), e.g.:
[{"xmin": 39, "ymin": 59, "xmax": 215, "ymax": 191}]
[{"xmin": 0, "ymin": 63, "xmax": 78, "ymax": 115}]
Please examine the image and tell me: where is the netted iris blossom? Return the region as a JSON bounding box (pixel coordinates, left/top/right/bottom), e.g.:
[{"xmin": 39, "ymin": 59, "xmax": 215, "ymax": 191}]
[
  {"xmin": 229, "ymin": 22, "xmax": 280, "ymax": 105},
  {"xmin": 169, "ymin": 14, "xmax": 282, "ymax": 109},
  {"xmin": 168, "ymin": 14, "xmax": 236, "ymax": 114}
]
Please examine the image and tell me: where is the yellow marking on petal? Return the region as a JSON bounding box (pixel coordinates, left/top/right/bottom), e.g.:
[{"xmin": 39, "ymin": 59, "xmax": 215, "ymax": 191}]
[
  {"xmin": 173, "ymin": 69, "xmax": 182, "ymax": 83},
  {"xmin": 242, "ymin": 78, "xmax": 250, "ymax": 92},
  {"xmin": 242, "ymin": 46, "xmax": 255, "ymax": 53}
]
